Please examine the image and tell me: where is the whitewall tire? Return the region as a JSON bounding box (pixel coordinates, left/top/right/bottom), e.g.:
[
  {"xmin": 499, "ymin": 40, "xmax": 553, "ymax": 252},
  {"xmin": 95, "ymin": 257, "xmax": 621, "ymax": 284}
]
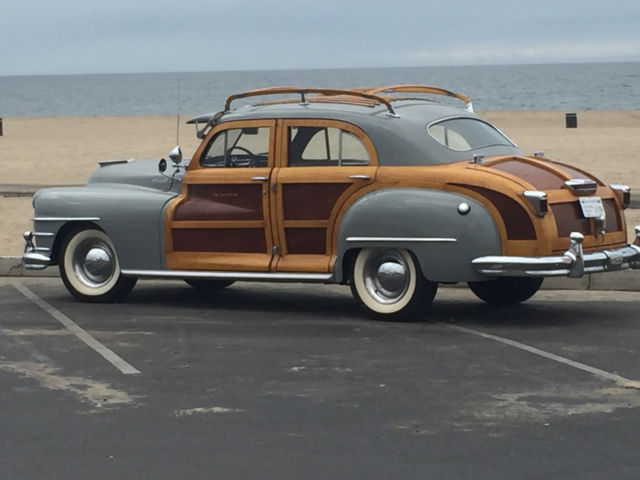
[
  {"xmin": 350, "ymin": 248, "xmax": 437, "ymax": 320},
  {"xmin": 59, "ymin": 228, "xmax": 136, "ymax": 302}
]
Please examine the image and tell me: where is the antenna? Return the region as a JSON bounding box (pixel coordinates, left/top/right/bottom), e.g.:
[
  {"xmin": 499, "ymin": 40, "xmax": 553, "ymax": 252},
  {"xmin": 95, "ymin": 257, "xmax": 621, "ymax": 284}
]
[{"xmin": 176, "ymin": 77, "xmax": 181, "ymax": 146}]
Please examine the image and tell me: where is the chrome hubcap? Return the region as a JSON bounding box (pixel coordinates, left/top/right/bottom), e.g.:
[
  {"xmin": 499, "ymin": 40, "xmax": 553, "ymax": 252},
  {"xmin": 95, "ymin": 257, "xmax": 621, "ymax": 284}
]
[
  {"xmin": 73, "ymin": 242, "xmax": 115, "ymax": 287},
  {"xmin": 363, "ymin": 251, "xmax": 410, "ymax": 304}
]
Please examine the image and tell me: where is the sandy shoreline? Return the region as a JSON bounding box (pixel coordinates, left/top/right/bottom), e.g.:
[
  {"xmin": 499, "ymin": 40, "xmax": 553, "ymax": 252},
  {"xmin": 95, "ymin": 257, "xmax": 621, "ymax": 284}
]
[{"xmin": 2, "ymin": 111, "xmax": 640, "ymax": 256}]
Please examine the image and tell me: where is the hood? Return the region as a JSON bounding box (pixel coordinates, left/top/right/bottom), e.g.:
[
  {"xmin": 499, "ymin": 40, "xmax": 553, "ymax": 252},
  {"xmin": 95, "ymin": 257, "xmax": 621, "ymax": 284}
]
[{"xmin": 88, "ymin": 158, "xmax": 186, "ymax": 193}]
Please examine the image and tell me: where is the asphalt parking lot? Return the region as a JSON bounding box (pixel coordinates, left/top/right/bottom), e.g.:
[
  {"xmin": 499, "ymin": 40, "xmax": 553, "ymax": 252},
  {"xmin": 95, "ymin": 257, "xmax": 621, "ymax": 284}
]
[{"xmin": 1, "ymin": 277, "xmax": 639, "ymax": 479}]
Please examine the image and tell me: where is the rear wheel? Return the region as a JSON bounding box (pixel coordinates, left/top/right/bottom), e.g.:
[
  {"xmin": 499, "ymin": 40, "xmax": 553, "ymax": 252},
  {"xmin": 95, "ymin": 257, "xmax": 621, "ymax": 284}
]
[
  {"xmin": 468, "ymin": 277, "xmax": 543, "ymax": 306},
  {"xmin": 59, "ymin": 228, "xmax": 136, "ymax": 302},
  {"xmin": 350, "ymin": 248, "xmax": 437, "ymax": 321}
]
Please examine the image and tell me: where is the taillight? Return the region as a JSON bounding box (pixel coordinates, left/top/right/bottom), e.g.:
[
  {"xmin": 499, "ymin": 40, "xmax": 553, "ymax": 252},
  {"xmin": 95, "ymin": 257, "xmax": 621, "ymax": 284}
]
[
  {"xmin": 523, "ymin": 191, "xmax": 548, "ymax": 217},
  {"xmin": 610, "ymin": 184, "xmax": 631, "ymax": 209}
]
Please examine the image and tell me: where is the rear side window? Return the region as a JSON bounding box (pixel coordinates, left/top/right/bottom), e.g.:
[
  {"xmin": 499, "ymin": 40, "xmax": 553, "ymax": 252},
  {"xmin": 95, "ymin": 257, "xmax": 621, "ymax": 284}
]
[
  {"xmin": 288, "ymin": 126, "xmax": 370, "ymax": 166},
  {"xmin": 428, "ymin": 118, "xmax": 514, "ymax": 152}
]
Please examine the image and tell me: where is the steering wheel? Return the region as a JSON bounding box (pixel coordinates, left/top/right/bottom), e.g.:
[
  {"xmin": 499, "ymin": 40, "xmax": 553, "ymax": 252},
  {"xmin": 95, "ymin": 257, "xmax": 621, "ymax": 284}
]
[
  {"xmin": 227, "ymin": 146, "xmax": 256, "ymax": 167},
  {"xmin": 228, "ymin": 146, "xmax": 255, "ymax": 156}
]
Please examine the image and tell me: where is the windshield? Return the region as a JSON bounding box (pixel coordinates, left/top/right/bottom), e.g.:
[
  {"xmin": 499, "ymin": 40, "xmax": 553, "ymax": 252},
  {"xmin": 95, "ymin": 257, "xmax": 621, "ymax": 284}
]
[{"xmin": 427, "ymin": 118, "xmax": 515, "ymax": 152}]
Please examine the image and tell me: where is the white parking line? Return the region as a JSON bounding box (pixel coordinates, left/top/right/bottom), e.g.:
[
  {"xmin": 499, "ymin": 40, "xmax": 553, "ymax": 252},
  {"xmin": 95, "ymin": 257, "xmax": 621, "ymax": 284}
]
[
  {"xmin": 14, "ymin": 284, "xmax": 140, "ymax": 375},
  {"xmin": 448, "ymin": 324, "xmax": 640, "ymax": 389}
]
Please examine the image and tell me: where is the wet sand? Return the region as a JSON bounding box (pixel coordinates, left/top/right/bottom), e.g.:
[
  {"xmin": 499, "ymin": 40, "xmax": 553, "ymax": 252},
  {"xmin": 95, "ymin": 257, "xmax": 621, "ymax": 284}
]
[{"xmin": 2, "ymin": 111, "xmax": 639, "ymax": 256}]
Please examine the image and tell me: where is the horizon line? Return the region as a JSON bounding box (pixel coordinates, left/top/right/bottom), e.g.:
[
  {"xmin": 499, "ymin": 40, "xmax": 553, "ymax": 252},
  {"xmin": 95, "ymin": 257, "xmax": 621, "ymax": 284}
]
[{"xmin": 1, "ymin": 59, "xmax": 639, "ymax": 78}]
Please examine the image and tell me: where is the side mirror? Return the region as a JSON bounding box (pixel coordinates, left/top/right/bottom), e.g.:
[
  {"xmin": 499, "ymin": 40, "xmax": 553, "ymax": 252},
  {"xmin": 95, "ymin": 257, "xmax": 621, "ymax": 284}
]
[{"xmin": 169, "ymin": 146, "xmax": 182, "ymax": 165}]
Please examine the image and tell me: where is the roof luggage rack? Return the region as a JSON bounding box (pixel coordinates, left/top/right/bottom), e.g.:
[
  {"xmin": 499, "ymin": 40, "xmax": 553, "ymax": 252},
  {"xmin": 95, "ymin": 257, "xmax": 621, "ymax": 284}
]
[
  {"xmin": 363, "ymin": 85, "xmax": 473, "ymax": 112},
  {"xmin": 224, "ymin": 86, "xmax": 400, "ymax": 117},
  {"xmin": 189, "ymin": 84, "xmax": 474, "ymax": 138},
  {"xmin": 223, "ymin": 84, "xmax": 473, "ymax": 114}
]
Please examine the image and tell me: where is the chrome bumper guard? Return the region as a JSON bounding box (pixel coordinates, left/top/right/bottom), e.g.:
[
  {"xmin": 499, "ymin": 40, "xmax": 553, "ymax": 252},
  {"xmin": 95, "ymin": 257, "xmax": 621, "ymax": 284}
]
[
  {"xmin": 473, "ymin": 228, "xmax": 640, "ymax": 278},
  {"xmin": 22, "ymin": 231, "xmax": 51, "ymax": 270}
]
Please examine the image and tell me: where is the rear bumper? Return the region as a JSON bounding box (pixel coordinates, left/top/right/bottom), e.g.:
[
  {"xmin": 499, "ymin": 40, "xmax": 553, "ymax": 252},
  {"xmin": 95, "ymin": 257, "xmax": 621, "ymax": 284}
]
[{"xmin": 472, "ymin": 228, "xmax": 640, "ymax": 278}]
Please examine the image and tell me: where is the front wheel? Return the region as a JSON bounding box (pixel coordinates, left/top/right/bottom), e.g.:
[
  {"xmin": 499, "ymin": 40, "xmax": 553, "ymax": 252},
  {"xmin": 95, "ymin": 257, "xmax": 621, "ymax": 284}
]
[
  {"xmin": 59, "ymin": 228, "xmax": 136, "ymax": 303},
  {"xmin": 467, "ymin": 277, "xmax": 543, "ymax": 306},
  {"xmin": 350, "ymin": 248, "xmax": 437, "ymax": 321}
]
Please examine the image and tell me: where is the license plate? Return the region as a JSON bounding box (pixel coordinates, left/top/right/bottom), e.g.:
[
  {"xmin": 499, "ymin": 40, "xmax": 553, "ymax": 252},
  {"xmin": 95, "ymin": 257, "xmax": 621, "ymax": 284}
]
[{"xmin": 579, "ymin": 196, "xmax": 605, "ymax": 218}]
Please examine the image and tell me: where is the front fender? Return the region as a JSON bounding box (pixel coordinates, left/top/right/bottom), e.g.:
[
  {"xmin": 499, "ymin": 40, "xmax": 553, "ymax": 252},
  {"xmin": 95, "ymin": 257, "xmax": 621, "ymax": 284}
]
[
  {"xmin": 32, "ymin": 184, "xmax": 176, "ymax": 270},
  {"xmin": 335, "ymin": 188, "xmax": 501, "ymax": 282}
]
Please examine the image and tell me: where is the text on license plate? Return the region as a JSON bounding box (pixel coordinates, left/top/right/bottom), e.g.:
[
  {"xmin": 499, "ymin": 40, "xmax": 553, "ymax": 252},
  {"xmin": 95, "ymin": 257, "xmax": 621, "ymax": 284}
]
[{"xmin": 579, "ymin": 196, "xmax": 605, "ymax": 218}]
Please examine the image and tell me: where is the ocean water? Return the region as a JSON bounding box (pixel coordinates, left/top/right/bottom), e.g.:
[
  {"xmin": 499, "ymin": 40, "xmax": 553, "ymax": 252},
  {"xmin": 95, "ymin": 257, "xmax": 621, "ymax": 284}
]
[{"xmin": 0, "ymin": 62, "xmax": 639, "ymax": 117}]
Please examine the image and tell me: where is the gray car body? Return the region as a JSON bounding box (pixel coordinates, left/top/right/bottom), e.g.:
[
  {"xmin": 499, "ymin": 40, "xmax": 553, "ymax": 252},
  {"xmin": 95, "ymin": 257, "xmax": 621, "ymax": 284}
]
[{"xmin": 28, "ymin": 100, "xmax": 520, "ymax": 281}]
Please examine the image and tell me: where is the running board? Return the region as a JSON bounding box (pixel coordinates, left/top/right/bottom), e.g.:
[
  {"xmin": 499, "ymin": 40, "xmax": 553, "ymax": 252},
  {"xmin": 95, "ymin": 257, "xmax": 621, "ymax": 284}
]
[{"xmin": 121, "ymin": 269, "xmax": 335, "ymax": 283}]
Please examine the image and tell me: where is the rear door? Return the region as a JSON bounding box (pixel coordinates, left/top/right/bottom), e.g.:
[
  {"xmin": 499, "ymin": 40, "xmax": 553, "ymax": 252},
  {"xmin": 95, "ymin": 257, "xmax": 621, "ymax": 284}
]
[{"xmin": 272, "ymin": 119, "xmax": 378, "ymax": 272}]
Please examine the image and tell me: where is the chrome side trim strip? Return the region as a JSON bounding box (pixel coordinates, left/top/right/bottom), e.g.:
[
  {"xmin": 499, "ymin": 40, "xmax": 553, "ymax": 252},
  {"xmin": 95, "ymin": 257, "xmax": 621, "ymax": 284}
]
[
  {"xmin": 33, "ymin": 232, "xmax": 55, "ymax": 237},
  {"xmin": 346, "ymin": 236, "xmax": 457, "ymax": 243},
  {"xmin": 121, "ymin": 269, "xmax": 335, "ymax": 283},
  {"xmin": 32, "ymin": 217, "xmax": 101, "ymax": 222}
]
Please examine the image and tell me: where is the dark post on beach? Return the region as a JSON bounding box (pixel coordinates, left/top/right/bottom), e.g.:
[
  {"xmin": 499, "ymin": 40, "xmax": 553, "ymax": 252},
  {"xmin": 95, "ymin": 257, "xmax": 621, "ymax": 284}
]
[
  {"xmin": 565, "ymin": 113, "xmax": 577, "ymax": 128},
  {"xmin": 0, "ymin": 117, "xmax": 3, "ymax": 136}
]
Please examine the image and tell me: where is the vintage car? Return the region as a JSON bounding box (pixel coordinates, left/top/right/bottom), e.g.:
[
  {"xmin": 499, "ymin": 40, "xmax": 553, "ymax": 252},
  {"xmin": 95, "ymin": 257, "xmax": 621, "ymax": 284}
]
[{"xmin": 23, "ymin": 85, "xmax": 640, "ymax": 319}]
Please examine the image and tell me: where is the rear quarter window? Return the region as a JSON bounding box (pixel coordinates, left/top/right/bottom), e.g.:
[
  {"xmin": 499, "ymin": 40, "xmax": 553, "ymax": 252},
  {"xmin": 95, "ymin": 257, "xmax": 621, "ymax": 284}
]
[{"xmin": 428, "ymin": 118, "xmax": 514, "ymax": 152}]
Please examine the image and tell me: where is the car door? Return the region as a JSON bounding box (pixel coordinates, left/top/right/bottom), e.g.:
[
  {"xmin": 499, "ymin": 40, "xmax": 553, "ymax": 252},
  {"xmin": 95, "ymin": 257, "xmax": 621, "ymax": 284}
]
[
  {"xmin": 165, "ymin": 119, "xmax": 276, "ymax": 271},
  {"xmin": 272, "ymin": 119, "xmax": 378, "ymax": 273}
]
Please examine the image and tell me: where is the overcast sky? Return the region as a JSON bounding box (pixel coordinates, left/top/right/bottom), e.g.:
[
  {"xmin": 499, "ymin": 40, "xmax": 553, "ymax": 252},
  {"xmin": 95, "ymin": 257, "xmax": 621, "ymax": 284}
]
[{"xmin": 2, "ymin": 0, "xmax": 639, "ymax": 76}]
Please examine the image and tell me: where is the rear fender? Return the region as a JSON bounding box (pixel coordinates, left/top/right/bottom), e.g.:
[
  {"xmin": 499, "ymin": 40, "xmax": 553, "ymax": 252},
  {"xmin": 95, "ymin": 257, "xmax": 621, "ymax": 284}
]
[{"xmin": 335, "ymin": 188, "xmax": 501, "ymax": 282}]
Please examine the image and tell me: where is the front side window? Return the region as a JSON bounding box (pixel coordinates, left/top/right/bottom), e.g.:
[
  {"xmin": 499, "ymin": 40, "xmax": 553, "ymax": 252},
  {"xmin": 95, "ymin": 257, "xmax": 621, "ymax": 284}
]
[
  {"xmin": 428, "ymin": 118, "xmax": 514, "ymax": 152},
  {"xmin": 201, "ymin": 127, "xmax": 270, "ymax": 167},
  {"xmin": 289, "ymin": 126, "xmax": 370, "ymax": 166}
]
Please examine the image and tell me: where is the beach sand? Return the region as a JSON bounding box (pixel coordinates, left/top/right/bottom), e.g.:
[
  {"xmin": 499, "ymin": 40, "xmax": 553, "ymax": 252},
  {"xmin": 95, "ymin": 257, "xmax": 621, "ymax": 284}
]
[{"xmin": 2, "ymin": 111, "xmax": 639, "ymax": 257}]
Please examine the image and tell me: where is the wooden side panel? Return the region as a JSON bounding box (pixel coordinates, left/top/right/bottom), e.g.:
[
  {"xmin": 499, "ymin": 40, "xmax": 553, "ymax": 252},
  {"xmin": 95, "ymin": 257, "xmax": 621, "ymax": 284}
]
[
  {"xmin": 174, "ymin": 184, "xmax": 264, "ymax": 221},
  {"xmin": 282, "ymin": 183, "xmax": 351, "ymax": 220},
  {"xmin": 285, "ymin": 228, "xmax": 326, "ymax": 254},
  {"xmin": 172, "ymin": 228, "xmax": 266, "ymax": 253}
]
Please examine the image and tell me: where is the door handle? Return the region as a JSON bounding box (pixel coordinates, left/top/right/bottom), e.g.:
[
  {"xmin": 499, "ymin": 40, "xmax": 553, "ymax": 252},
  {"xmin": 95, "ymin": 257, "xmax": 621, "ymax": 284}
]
[
  {"xmin": 348, "ymin": 174, "xmax": 370, "ymax": 180},
  {"xmin": 251, "ymin": 176, "xmax": 269, "ymax": 181}
]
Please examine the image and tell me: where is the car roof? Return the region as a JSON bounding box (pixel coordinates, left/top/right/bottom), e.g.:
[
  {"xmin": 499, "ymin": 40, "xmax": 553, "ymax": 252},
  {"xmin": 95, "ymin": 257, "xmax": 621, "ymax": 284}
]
[{"xmin": 189, "ymin": 87, "xmax": 522, "ymax": 165}]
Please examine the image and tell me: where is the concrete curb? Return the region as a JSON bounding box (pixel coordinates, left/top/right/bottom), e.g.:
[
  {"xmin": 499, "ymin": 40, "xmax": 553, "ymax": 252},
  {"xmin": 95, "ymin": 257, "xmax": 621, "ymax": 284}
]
[
  {"xmin": 0, "ymin": 257, "xmax": 59, "ymax": 277},
  {"xmin": 0, "ymin": 184, "xmax": 81, "ymax": 197},
  {"xmin": 2, "ymin": 256, "xmax": 639, "ymax": 291}
]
